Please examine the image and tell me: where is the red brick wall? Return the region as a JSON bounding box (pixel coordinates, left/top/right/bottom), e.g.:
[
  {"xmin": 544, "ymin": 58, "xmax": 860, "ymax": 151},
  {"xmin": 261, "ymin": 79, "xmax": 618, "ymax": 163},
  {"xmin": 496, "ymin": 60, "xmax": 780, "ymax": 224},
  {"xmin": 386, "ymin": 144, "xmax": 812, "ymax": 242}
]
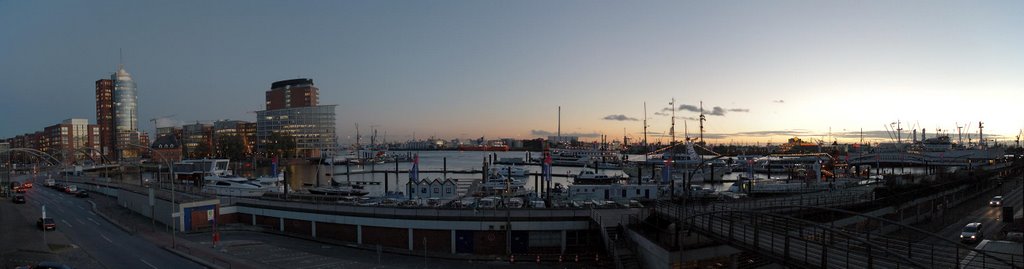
[
  {"xmin": 362, "ymin": 226, "xmax": 407, "ymax": 249},
  {"xmin": 473, "ymin": 231, "xmax": 507, "ymax": 255},
  {"xmin": 316, "ymin": 222, "xmax": 358, "ymax": 243},
  {"xmin": 238, "ymin": 213, "xmax": 252, "ymax": 225},
  {"xmin": 255, "ymin": 215, "xmax": 279, "ymax": 230},
  {"xmin": 283, "ymin": 218, "xmax": 312, "ymax": 235},
  {"xmin": 217, "ymin": 213, "xmax": 239, "ymax": 225},
  {"xmin": 412, "ymin": 229, "xmax": 451, "ymax": 253}
]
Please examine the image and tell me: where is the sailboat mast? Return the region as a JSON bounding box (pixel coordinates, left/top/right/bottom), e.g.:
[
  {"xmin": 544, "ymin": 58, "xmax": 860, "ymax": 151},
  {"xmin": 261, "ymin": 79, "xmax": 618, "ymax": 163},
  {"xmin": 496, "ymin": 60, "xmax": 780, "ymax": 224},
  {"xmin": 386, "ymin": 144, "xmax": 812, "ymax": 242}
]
[
  {"xmin": 670, "ymin": 98, "xmax": 676, "ymax": 145},
  {"xmin": 699, "ymin": 101, "xmax": 706, "ymax": 144}
]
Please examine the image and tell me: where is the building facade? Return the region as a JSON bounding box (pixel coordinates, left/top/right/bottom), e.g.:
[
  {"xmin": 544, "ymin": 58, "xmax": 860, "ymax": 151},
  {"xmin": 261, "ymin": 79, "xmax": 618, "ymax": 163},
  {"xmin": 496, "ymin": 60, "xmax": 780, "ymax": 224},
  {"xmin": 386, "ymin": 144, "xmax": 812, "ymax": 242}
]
[
  {"xmin": 95, "ymin": 79, "xmax": 114, "ymax": 160},
  {"xmin": 265, "ymin": 78, "xmax": 318, "ymax": 110},
  {"xmin": 182, "ymin": 122, "xmax": 213, "ymax": 159},
  {"xmin": 256, "ymin": 79, "xmax": 336, "ymax": 158},
  {"xmin": 2, "ymin": 119, "xmax": 100, "ymax": 165},
  {"xmin": 256, "ymin": 105, "xmax": 337, "ymax": 158},
  {"xmin": 213, "ymin": 120, "xmax": 256, "ymax": 158}
]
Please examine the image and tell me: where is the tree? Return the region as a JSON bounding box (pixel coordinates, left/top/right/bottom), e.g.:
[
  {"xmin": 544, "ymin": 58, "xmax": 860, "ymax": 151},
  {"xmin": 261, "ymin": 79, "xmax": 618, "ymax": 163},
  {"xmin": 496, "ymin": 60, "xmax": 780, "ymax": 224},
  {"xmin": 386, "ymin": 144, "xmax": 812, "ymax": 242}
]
[
  {"xmin": 217, "ymin": 135, "xmax": 246, "ymax": 161},
  {"xmin": 265, "ymin": 132, "xmax": 297, "ymax": 158}
]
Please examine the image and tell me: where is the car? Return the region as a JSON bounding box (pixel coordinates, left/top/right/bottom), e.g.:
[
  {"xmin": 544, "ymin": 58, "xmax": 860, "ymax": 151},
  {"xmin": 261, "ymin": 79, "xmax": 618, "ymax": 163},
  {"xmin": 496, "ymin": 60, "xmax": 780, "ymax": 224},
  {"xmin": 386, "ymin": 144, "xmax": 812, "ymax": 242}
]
[
  {"xmin": 960, "ymin": 222, "xmax": 983, "ymax": 243},
  {"xmin": 75, "ymin": 190, "xmax": 89, "ymax": 198},
  {"xmin": 37, "ymin": 217, "xmax": 56, "ymax": 231},
  {"xmin": 22, "ymin": 182, "xmax": 32, "ymax": 189},
  {"xmin": 989, "ymin": 196, "xmax": 1003, "ymax": 207},
  {"xmin": 63, "ymin": 185, "xmax": 77, "ymax": 194},
  {"xmin": 44, "ymin": 178, "xmax": 56, "ymax": 187},
  {"xmin": 14, "ymin": 186, "xmax": 26, "ymax": 193},
  {"xmin": 12, "ymin": 194, "xmax": 26, "ymax": 204}
]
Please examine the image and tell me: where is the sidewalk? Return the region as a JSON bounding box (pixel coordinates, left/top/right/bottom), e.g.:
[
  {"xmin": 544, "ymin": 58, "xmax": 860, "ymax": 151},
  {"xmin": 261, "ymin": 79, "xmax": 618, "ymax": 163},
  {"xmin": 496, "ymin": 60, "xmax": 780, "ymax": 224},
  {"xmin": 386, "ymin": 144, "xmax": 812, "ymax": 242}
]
[{"xmin": 89, "ymin": 192, "xmax": 267, "ymax": 269}]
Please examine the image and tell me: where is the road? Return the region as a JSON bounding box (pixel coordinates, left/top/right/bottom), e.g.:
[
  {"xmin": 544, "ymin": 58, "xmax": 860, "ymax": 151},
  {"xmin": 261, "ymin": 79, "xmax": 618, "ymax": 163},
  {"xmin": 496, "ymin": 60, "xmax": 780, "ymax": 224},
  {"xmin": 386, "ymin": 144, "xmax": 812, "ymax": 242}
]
[
  {"xmin": 13, "ymin": 175, "xmax": 204, "ymax": 269},
  {"xmin": 930, "ymin": 181, "xmax": 1023, "ymax": 245}
]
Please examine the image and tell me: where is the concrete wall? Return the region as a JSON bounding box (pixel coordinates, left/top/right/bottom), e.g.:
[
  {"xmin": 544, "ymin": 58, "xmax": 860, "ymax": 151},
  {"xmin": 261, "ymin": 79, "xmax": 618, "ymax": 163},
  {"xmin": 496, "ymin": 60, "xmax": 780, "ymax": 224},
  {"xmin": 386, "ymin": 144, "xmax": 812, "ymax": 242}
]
[
  {"xmin": 626, "ymin": 228, "xmax": 674, "ymax": 269},
  {"xmin": 117, "ymin": 188, "xmax": 175, "ymax": 227}
]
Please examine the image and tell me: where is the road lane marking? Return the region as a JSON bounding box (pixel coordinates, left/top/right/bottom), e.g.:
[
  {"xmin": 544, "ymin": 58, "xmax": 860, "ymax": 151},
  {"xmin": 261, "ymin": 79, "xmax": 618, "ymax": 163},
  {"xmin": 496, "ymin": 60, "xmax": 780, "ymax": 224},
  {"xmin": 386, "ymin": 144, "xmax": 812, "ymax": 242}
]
[
  {"xmin": 77, "ymin": 218, "xmax": 87, "ymax": 225},
  {"xmin": 139, "ymin": 258, "xmax": 158, "ymax": 269},
  {"xmin": 89, "ymin": 211, "xmax": 97, "ymax": 216},
  {"xmin": 100, "ymin": 233, "xmax": 113, "ymax": 243},
  {"xmin": 88, "ymin": 218, "xmax": 101, "ymax": 225},
  {"xmin": 61, "ymin": 219, "xmax": 73, "ymax": 228}
]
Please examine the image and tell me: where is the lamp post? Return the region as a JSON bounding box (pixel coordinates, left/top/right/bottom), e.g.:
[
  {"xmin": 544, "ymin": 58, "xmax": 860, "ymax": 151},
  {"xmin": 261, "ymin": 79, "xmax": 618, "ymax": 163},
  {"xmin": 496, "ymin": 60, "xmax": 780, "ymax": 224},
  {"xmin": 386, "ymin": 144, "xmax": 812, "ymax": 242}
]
[{"xmin": 127, "ymin": 143, "xmax": 177, "ymax": 248}]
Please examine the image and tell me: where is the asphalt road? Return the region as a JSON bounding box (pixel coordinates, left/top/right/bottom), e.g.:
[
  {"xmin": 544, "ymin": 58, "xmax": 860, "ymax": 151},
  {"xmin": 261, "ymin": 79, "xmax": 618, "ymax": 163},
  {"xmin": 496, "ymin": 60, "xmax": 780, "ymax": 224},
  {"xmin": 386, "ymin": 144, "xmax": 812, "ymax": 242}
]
[
  {"xmin": 929, "ymin": 181, "xmax": 1024, "ymax": 246},
  {"xmin": 15, "ymin": 175, "xmax": 204, "ymax": 269}
]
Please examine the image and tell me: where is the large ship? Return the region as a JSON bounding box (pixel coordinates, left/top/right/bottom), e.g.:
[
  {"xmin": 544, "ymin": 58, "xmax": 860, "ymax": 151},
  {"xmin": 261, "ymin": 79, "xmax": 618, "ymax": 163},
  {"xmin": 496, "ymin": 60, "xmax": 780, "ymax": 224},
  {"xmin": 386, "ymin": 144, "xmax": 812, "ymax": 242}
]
[{"xmin": 458, "ymin": 144, "xmax": 510, "ymax": 151}]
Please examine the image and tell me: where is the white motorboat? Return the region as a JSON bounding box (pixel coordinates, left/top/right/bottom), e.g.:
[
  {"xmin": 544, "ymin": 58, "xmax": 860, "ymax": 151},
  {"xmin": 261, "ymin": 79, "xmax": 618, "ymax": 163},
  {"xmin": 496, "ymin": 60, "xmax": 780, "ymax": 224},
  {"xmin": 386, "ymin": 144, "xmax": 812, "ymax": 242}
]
[
  {"xmin": 307, "ymin": 184, "xmax": 369, "ymax": 196},
  {"xmin": 201, "ymin": 175, "xmax": 267, "ymax": 197}
]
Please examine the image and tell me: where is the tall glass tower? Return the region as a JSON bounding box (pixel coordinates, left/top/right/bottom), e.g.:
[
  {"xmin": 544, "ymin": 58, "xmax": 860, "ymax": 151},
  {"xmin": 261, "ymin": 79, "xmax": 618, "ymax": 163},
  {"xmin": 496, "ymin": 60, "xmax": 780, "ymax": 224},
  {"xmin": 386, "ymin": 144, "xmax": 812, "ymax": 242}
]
[{"xmin": 112, "ymin": 65, "xmax": 139, "ymax": 159}]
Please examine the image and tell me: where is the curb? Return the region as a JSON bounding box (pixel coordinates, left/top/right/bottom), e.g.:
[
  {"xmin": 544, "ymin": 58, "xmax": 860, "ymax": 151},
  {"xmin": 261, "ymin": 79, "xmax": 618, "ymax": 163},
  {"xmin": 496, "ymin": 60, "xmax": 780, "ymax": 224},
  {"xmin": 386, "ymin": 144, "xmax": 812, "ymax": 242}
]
[
  {"xmin": 163, "ymin": 246, "xmax": 226, "ymax": 269},
  {"xmin": 87, "ymin": 200, "xmax": 134, "ymax": 234}
]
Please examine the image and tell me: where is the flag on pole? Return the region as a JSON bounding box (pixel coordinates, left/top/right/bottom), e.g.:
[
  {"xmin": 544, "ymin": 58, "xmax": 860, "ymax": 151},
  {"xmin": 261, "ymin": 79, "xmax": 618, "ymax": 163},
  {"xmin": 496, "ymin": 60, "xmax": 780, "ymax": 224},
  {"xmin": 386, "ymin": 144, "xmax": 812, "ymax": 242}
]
[
  {"xmin": 410, "ymin": 154, "xmax": 420, "ymax": 183},
  {"xmin": 271, "ymin": 156, "xmax": 279, "ymax": 176},
  {"xmin": 543, "ymin": 153, "xmax": 553, "ymax": 182}
]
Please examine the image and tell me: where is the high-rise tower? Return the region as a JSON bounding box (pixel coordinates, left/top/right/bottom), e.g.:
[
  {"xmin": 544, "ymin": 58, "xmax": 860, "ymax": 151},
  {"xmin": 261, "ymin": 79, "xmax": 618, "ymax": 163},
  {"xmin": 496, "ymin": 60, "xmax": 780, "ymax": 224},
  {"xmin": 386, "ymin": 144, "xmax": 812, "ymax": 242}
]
[
  {"xmin": 95, "ymin": 79, "xmax": 114, "ymax": 160},
  {"xmin": 112, "ymin": 65, "xmax": 140, "ymax": 159}
]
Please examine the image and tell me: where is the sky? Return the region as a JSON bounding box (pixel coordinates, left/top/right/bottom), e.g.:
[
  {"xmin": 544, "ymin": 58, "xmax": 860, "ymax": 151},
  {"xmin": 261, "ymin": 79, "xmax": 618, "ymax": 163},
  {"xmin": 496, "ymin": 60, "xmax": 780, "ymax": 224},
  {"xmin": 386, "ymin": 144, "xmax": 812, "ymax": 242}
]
[{"xmin": 2, "ymin": 0, "xmax": 1023, "ymax": 145}]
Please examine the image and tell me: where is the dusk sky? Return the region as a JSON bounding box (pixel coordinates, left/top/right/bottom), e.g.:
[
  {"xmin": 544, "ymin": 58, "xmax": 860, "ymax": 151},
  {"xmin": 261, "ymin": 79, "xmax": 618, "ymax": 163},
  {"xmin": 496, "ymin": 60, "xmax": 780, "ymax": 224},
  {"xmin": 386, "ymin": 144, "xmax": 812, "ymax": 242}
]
[{"xmin": 2, "ymin": 1, "xmax": 1022, "ymax": 145}]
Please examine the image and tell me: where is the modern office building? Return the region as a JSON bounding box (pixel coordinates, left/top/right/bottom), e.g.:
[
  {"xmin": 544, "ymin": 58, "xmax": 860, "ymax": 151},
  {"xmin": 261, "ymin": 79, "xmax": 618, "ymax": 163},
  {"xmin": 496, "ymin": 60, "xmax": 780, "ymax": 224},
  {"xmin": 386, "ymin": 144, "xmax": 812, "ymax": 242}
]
[
  {"xmin": 256, "ymin": 78, "xmax": 336, "ymax": 158},
  {"xmin": 112, "ymin": 65, "xmax": 141, "ymax": 160}
]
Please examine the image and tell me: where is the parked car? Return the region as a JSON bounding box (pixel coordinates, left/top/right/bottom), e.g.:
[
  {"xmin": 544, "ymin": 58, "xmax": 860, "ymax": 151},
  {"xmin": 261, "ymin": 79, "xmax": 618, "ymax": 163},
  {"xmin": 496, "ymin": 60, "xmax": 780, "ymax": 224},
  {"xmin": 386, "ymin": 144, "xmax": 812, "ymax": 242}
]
[
  {"xmin": 63, "ymin": 185, "xmax": 77, "ymax": 194},
  {"xmin": 960, "ymin": 222, "xmax": 983, "ymax": 243},
  {"xmin": 12, "ymin": 194, "xmax": 26, "ymax": 204},
  {"xmin": 44, "ymin": 178, "xmax": 56, "ymax": 187},
  {"xmin": 37, "ymin": 217, "xmax": 56, "ymax": 231},
  {"xmin": 75, "ymin": 190, "xmax": 89, "ymax": 198},
  {"xmin": 989, "ymin": 196, "xmax": 1003, "ymax": 207}
]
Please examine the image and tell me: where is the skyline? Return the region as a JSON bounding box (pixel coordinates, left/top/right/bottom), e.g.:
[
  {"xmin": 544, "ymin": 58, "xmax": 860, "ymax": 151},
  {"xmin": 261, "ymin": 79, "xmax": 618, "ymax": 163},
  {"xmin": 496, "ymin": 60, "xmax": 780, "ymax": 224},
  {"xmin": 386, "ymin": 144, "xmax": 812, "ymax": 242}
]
[{"xmin": 2, "ymin": 1, "xmax": 1023, "ymax": 145}]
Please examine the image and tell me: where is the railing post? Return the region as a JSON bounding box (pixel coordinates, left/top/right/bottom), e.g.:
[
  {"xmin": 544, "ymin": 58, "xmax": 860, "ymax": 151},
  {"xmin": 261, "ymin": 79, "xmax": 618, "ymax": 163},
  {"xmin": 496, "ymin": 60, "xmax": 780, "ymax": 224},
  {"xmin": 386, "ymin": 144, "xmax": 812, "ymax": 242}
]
[
  {"xmin": 821, "ymin": 244, "xmax": 827, "ymax": 269},
  {"xmin": 784, "ymin": 235, "xmax": 790, "ymax": 264},
  {"xmin": 867, "ymin": 242, "xmax": 873, "ymax": 269}
]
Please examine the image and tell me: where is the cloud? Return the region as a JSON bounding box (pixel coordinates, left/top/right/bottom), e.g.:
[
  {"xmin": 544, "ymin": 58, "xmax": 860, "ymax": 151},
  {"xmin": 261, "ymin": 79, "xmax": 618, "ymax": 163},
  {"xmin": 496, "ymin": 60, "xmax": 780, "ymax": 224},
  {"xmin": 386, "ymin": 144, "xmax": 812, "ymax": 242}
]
[
  {"xmin": 772, "ymin": 100, "xmax": 785, "ymax": 103},
  {"xmin": 530, "ymin": 130, "xmax": 602, "ymax": 138},
  {"xmin": 663, "ymin": 103, "xmax": 749, "ymax": 116},
  {"xmin": 653, "ymin": 112, "xmax": 669, "ymax": 116},
  {"xmin": 706, "ymin": 106, "xmax": 726, "ymax": 116},
  {"xmin": 731, "ymin": 130, "xmax": 811, "ymax": 137},
  {"xmin": 677, "ymin": 116, "xmax": 698, "ymax": 121},
  {"xmin": 602, "ymin": 114, "xmax": 638, "ymax": 121},
  {"xmin": 678, "ymin": 104, "xmax": 701, "ymax": 113}
]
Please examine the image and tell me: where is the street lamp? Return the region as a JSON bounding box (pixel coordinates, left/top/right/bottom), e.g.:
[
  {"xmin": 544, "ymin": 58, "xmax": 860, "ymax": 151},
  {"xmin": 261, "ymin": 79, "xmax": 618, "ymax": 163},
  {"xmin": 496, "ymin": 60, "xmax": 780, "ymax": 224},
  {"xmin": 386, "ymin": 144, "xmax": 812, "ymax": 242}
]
[{"xmin": 126, "ymin": 143, "xmax": 177, "ymax": 248}]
